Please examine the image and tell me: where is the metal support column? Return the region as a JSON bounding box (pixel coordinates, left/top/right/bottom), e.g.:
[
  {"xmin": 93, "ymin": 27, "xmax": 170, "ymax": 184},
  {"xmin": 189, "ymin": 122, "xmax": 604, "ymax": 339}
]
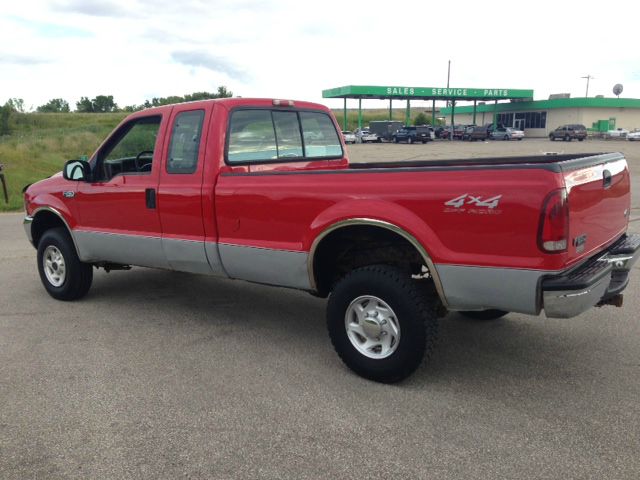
[
  {"xmin": 493, "ymin": 100, "xmax": 498, "ymax": 129},
  {"xmin": 450, "ymin": 101, "xmax": 455, "ymax": 141},
  {"xmin": 405, "ymin": 99, "xmax": 410, "ymax": 126},
  {"xmin": 472, "ymin": 100, "xmax": 477, "ymax": 125},
  {"xmin": 343, "ymin": 98, "xmax": 347, "ymax": 130},
  {"xmin": 358, "ymin": 98, "xmax": 362, "ymax": 130},
  {"xmin": 389, "ymin": 99, "xmax": 392, "ymax": 120},
  {"xmin": 432, "ymin": 99, "xmax": 436, "ymax": 126}
]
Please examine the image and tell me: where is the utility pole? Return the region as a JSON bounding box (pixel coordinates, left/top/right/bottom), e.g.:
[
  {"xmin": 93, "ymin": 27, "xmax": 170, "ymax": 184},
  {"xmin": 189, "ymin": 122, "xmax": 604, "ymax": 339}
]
[{"xmin": 581, "ymin": 75, "xmax": 594, "ymax": 97}]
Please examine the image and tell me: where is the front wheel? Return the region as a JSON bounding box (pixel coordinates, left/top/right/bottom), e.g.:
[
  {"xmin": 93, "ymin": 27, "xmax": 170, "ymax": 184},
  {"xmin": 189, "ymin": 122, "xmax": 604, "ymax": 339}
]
[
  {"xmin": 37, "ymin": 228, "xmax": 93, "ymax": 301},
  {"xmin": 327, "ymin": 265, "xmax": 439, "ymax": 383}
]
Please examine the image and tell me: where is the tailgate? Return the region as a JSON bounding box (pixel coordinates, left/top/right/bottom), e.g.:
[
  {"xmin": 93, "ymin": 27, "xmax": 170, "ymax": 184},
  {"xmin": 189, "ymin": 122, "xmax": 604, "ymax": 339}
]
[{"xmin": 563, "ymin": 153, "xmax": 630, "ymax": 265}]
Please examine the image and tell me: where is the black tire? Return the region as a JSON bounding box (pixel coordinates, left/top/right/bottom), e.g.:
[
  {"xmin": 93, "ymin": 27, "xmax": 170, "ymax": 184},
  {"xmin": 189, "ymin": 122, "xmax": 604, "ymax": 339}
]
[
  {"xmin": 503, "ymin": 135, "xmax": 509, "ymax": 140},
  {"xmin": 550, "ymin": 135, "xmax": 555, "ymax": 141},
  {"xmin": 327, "ymin": 265, "xmax": 439, "ymax": 383},
  {"xmin": 37, "ymin": 227, "xmax": 93, "ymax": 301},
  {"xmin": 564, "ymin": 135, "xmax": 571, "ymax": 142},
  {"xmin": 578, "ymin": 138, "xmax": 584, "ymax": 141},
  {"xmin": 459, "ymin": 309, "xmax": 508, "ymax": 320},
  {"xmin": 393, "ymin": 137, "xmax": 398, "ymax": 143}
]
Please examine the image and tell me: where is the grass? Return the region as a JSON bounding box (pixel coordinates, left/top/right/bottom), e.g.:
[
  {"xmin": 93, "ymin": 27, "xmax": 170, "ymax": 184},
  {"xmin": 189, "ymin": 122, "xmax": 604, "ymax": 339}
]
[{"xmin": 0, "ymin": 112, "xmax": 126, "ymax": 212}]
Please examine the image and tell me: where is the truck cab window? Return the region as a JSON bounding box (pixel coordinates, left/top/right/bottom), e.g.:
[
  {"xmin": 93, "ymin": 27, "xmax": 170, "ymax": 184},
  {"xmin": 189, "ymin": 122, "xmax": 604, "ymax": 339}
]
[
  {"xmin": 300, "ymin": 112, "xmax": 342, "ymax": 158},
  {"xmin": 227, "ymin": 109, "xmax": 343, "ymax": 164},
  {"xmin": 167, "ymin": 110, "xmax": 205, "ymax": 174},
  {"xmin": 98, "ymin": 116, "xmax": 161, "ymax": 181}
]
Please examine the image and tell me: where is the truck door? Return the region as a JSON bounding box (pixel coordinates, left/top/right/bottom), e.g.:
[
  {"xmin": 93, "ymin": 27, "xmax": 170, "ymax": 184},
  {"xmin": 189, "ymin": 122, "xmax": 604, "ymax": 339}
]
[
  {"xmin": 157, "ymin": 104, "xmax": 216, "ymax": 274},
  {"xmin": 74, "ymin": 113, "xmax": 169, "ymax": 268}
]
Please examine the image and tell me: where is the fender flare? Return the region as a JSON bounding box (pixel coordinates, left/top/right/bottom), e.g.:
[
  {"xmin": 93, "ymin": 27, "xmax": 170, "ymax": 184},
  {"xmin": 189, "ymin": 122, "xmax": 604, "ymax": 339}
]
[
  {"xmin": 307, "ymin": 217, "xmax": 449, "ymax": 307},
  {"xmin": 30, "ymin": 206, "xmax": 80, "ymax": 254}
]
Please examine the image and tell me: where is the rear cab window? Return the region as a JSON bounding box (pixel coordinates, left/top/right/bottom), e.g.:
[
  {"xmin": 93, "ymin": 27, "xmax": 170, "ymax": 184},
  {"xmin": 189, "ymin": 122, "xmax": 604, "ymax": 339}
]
[{"xmin": 227, "ymin": 109, "xmax": 342, "ymax": 164}]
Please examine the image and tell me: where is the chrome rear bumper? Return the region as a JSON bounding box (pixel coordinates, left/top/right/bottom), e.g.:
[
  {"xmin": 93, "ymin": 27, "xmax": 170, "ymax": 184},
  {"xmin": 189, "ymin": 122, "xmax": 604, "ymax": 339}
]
[{"xmin": 542, "ymin": 234, "xmax": 640, "ymax": 318}]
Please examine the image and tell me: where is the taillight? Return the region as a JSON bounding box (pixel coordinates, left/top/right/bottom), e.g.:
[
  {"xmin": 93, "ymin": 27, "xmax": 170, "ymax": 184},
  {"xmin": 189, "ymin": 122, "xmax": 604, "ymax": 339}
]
[{"xmin": 538, "ymin": 188, "xmax": 569, "ymax": 253}]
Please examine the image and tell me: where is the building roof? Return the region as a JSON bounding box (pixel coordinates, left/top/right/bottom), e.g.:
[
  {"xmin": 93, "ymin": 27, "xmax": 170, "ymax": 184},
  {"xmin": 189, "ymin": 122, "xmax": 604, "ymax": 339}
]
[
  {"xmin": 323, "ymin": 85, "xmax": 534, "ymax": 101},
  {"xmin": 440, "ymin": 97, "xmax": 640, "ymax": 115}
]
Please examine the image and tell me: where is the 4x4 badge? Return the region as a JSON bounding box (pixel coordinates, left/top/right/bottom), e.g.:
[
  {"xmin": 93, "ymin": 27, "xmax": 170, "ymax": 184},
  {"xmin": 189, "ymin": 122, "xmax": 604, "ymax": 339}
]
[{"xmin": 445, "ymin": 194, "xmax": 502, "ymax": 209}]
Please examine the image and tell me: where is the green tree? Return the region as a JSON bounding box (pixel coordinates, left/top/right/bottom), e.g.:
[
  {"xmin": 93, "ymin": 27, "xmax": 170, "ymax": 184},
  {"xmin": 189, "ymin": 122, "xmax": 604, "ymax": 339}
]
[
  {"xmin": 92, "ymin": 95, "xmax": 117, "ymax": 112},
  {"xmin": 76, "ymin": 96, "xmax": 94, "ymax": 112},
  {"xmin": 414, "ymin": 113, "xmax": 429, "ymax": 125},
  {"xmin": 6, "ymin": 98, "xmax": 25, "ymax": 113},
  {"xmin": 37, "ymin": 98, "xmax": 70, "ymax": 113},
  {"xmin": 0, "ymin": 104, "xmax": 11, "ymax": 135}
]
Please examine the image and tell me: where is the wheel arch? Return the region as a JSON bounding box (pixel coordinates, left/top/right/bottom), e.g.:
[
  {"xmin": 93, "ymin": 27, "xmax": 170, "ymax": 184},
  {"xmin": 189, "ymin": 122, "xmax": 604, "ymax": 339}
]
[
  {"xmin": 30, "ymin": 207, "xmax": 79, "ymax": 253},
  {"xmin": 308, "ymin": 218, "xmax": 448, "ymax": 306}
]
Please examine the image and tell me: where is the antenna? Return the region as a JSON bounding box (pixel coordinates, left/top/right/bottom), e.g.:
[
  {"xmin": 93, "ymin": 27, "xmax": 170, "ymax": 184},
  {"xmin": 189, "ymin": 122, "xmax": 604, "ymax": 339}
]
[
  {"xmin": 613, "ymin": 84, "xmax": 623, "ymax": 98},
  {"xmin": 581, "ymin": 75, "xmax": 594, "ymax": 97}
]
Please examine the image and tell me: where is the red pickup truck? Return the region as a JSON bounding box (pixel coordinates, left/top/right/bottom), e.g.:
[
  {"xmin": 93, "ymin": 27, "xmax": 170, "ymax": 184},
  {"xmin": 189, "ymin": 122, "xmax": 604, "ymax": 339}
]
[{"xmin": 23, "ymin": 98, "xmax": 640, "ymax": 382}]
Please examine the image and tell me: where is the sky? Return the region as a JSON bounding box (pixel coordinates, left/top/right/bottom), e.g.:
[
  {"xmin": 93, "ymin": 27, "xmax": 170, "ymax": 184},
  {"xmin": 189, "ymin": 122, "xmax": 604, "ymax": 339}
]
[{"xmin": 1, "ymin": 0, "xmax": 640, "ymax": 112}]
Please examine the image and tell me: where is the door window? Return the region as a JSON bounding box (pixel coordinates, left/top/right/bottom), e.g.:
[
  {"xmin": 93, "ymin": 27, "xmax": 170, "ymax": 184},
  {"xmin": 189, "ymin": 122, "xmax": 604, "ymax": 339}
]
[
  {"xmin": 167, "ymin": 110, "xmax": 205, "ymax": 174},
  {"xmin": 98, "ymin": 116, "xmax": 161, "ymax": 180}
]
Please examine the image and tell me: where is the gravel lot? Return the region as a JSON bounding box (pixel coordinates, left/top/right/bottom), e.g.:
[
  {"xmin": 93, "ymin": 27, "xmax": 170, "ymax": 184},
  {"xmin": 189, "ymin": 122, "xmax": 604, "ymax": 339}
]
[{"xmin": 1, "ymin": 139, "xmax": 639, "ymax": 479}]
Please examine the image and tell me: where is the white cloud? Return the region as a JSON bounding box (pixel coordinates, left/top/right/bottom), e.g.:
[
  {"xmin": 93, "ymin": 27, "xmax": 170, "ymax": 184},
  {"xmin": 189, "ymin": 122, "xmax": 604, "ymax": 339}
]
[{"xmin": 1, "ymin": 0, "xmax": 640, "ymax": 109}]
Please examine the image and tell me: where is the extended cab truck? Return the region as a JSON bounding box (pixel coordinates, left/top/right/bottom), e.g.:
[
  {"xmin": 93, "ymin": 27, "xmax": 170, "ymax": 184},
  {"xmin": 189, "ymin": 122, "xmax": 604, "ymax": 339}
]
[{"xmin": 23, "ymin": 98, "xmax": 640, "ymax": 383}]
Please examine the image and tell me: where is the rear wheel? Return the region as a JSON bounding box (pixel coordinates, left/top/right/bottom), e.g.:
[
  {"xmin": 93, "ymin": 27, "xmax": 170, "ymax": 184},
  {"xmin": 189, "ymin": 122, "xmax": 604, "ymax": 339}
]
[
  {"xmin": 408, "ymin": 137, "xmax": 414, "ymax": 144},
  {"xmin": 459, "ymin": 310, "xmax": 508, "ymax": 320},
  {"xmin": 37, "ymin": 228, "xmax": 93, "ymax": 301},
  {"xmin": 549, "ymin": 135, "xmax": 555, "ymax": 141},
  {"xmin": 327, "ymin": 265, "xmax": 439, "ymax": 383},
  {"xmin": 564, "ymin": 135, "xmax": 571, "ymax": 141},
  {"xmin": 503, "ymin": 135, "xmax": 509, "ymax": 140}
]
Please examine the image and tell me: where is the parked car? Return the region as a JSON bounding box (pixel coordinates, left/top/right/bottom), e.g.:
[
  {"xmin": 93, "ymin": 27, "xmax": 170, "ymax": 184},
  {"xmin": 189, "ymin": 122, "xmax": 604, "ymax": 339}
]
[
  {"xmin": 465, "ymin": 125, "xmax": 491, "ymax": 141},
  {"xmin": 342, "ymin": 131, "xmax": 357, "ymax": 144},
  {"xmin": 627, "ymin": 130, "xmax": 640, "ymax": 141},
  {"xmin": 433, "ymin": 126, "xmax": 446, "ymax": 138},
  {"xmin": 490, "ymin": 127, "xmax": 524, "ymax": 141},
  {"xmin": 392, "ymin": 126, "xmax": 433, "ymax": 144},
  {"xmin": 549, "ymin": 124, "xmax": 587, "ymax": 142},
  {"xmin": 607, "ymin": 128, "xmax": 629, "ymax": 139},
  {"xmin": 22, "ymin": 97, "xmax": 640, "ymax": 383},
  {"xmin": 355, "ymin": 129, "xmax": 379, "ymax": 143}
]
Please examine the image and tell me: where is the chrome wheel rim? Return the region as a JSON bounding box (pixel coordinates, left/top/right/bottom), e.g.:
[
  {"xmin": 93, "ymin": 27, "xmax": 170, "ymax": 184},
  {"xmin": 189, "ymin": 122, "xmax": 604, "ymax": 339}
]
[
  {"xmin": 43, "ymin": 245, "xmax": 66, "ymax": 287},
  {"xmin": 345, "ymin": 295, "xmax": 400, "ymax": 359}
]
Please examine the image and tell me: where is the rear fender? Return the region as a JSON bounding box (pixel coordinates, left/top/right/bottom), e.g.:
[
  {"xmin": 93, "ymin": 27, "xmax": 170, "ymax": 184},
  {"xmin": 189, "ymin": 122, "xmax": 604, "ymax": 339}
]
[{"xmin": 305, "ymin": 199, "xmax": 448, "ymax": 306}]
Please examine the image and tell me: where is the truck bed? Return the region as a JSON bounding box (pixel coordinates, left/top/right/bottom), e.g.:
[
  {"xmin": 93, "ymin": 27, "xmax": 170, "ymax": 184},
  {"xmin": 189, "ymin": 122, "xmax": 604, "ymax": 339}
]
[{"xmin": 350, "ymin": 152, "xmax": 622, "ymax": 173}]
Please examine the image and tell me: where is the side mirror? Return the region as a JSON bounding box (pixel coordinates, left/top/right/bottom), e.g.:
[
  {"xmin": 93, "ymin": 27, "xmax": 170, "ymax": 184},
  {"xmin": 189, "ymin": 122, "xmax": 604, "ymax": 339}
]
[{"xmin": 63, "ymin": 160, "xmax": 91, "ymax": 181}]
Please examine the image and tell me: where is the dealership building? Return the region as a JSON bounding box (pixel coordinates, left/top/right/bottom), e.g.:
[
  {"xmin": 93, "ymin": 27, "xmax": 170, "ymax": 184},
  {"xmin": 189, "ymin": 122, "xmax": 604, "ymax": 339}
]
[
  {"xmin": 323, "ymin": 85, "xmax": 640, "ymax": 137},
  {"xmin": 440, "ymin": 97, "xmax": 640, "ymax": 137}
]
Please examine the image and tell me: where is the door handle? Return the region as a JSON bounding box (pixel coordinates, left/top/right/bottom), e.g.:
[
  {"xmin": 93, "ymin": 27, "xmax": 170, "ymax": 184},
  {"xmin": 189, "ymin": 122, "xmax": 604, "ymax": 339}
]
[{"xmin": 145, "ymin": 188, "xmax": 156, "ymax": 209}]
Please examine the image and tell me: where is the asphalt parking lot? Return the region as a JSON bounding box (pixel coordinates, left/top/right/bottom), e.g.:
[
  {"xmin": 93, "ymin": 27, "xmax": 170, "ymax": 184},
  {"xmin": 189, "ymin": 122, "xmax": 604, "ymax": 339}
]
[{"xmin": 1, "ymin": 139, "xmax": 640, "ymax": 479}]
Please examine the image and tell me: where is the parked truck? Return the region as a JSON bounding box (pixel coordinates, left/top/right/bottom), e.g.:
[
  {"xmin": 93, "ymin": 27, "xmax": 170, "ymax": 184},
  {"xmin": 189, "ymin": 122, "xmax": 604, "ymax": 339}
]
[
  {"xmin": 23, "ymin": 97, "xmax": 640, "ymax": 382},
  {"xmin": 368, "ymin": 120, "xmax": 403, "ymax": 142}
]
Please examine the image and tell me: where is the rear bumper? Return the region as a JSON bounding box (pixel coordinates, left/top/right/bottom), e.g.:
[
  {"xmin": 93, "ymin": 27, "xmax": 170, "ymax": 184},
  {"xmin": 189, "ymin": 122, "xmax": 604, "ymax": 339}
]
[{"xmin": 542, "ymin": 233, "xmax": 640, "ymax": 318}]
